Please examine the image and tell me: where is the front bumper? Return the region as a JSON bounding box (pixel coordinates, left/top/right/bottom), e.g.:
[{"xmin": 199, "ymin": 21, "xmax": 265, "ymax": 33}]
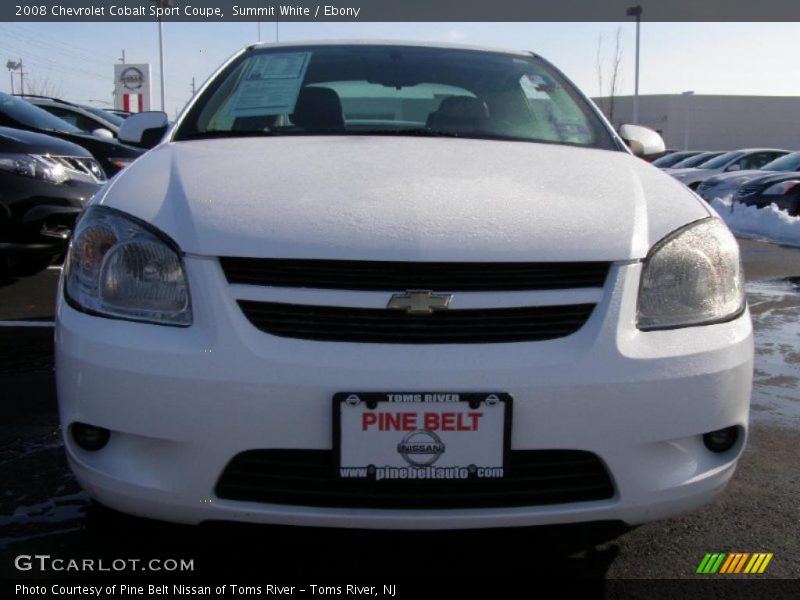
[{"xmin": 56, "ymin": 258, "xmax": 753, "ymax": 529}]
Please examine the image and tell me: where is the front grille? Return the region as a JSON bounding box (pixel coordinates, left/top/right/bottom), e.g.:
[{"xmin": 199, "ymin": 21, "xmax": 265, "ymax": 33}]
[
  {"xmin": 220, "ymin": 258, "xmax": 611, "ymax": 291},
  {"xmin": 735, "ymin": 183, "xmax": 763, "ymax": 198},
  {"xmin": 215, "ymin": 449, "xmax": 614, "ymax": 509},
  {"xmin": 237, "ymin": 300, "xmax": 595, "ymax": 344}
]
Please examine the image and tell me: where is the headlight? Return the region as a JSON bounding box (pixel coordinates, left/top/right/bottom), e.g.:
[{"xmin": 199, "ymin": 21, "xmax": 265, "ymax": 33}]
[
  {"xmin": 763, "ymin": 180, "xmax": 800, "ymax": 195},
  {"xmin": 0, "ymin": 153, "xmax": 69, "ymax": 184},
  {"xmin": 637, "ymin": 218, "xmax": 744, "ymax": 330},
  {"xmin": 64, "ymin": 206, "xmax": 192, "ymax": 326}
]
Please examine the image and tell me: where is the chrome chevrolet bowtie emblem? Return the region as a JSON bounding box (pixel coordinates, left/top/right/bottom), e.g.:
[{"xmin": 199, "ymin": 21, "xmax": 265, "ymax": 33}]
[{"xmin": 387, "ymin": 290, "xmax": 453, "ymax": 315}]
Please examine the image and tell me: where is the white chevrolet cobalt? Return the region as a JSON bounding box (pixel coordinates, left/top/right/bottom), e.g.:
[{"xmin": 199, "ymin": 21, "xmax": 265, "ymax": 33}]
[{"xmin": 56, "ymin": 42, "xmax": 753, "ymax": 529}]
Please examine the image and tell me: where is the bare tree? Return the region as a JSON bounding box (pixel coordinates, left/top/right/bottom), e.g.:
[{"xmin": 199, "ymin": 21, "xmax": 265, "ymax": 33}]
[
  {"xmin": 607, "ymin": 27, "xmax": 624, "ymax": 124},
  {"xmin": 595, "ymin": 27, "xmax": 625, "ymax": 124},
  {"xmin": 595, "ymin": 35, "xmax": 605, "ymax": 115},
  {"xmin": 25, "ymin": 72, "xmax": 64, "ymax": 98}
]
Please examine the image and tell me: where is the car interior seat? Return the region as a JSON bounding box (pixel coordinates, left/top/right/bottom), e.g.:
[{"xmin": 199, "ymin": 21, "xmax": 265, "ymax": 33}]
[
  {"xmin": 426, "ymin": 96, "xmax": 490, "ymax": 134},
  {"xmin": 290, "ymin": 87, "xmax": 345, "ymax": 133}
]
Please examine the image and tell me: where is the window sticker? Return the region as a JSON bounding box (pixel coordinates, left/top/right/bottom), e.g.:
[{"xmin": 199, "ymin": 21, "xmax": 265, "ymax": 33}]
[
  {"xmin": 227, "ymin": 52, "xmax": 311, "ymax": 117},
  {"xmin": 519, "ymin": 74, "xmax": 555, "ymax": 99}
]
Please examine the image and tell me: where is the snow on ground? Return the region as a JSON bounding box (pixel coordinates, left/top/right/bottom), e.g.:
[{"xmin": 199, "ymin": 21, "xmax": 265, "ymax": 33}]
[
  {"xmin": 748, "ymin": 279, "xmax": 800, "ymax": 429},
  {"xmin": 710, "ymin": 196, "xmax": 800, "ymax": 247}
]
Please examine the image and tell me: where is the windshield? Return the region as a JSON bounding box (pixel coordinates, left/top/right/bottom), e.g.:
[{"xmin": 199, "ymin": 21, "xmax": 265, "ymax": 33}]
[
  {"xmin": 82, "ymin": 105, "xmax": 125, "ymax": 127},
  {"xmin": 760, "ymin": 152, "xmax": 800, "ymax": 172},
  {"xmin": 671, "ymin": 152, "xmax": 723, "ymax": 168},
  {"xmin": 0, "ymin": 92, "xmax": 82, "ymax": 134},
  {"xmin": 652, "ymin": 151, "xmax": 697, "ymax": 167},
  {"xmin": 698, "ymin": 151, "xmax": 744, "ymax": 170},
  {"xmin": 175, "ymin": 45, "xmax": 613, "ymax": 148}
]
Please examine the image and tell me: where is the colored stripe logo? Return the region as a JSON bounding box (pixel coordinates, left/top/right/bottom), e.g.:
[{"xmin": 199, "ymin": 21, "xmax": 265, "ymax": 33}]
[{"xmin": 696, "ymin": 553, "xmax": 773, "ymax": 574}]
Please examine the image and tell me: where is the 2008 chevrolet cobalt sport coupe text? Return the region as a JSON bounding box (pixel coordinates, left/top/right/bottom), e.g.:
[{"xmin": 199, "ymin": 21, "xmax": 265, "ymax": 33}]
[{"xmin": 56, "ymin": 41, "xmax": 753, "ymax": 529}]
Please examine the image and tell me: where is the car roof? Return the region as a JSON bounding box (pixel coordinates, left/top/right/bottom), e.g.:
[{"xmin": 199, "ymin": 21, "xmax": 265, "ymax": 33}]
[
  {"xmin": 247, "ymin": 39, "xmax": 536, "ymax": 58},
  {"xmin": 21, "ymin": 96, "xmax": 119, "ymax": 129},
  {"xmin": 24, "ymin": 96, "xmax": 78, "ymax": 107}
]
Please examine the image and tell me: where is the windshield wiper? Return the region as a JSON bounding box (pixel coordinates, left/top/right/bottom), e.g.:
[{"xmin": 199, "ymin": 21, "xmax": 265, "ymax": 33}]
[{"xmin": 350, "ymin": 128, "xmax": 525, "ymax": 142}]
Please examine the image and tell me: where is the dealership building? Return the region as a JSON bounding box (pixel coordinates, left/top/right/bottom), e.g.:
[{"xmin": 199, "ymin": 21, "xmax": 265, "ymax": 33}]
[{"xmin": 593, "ymin": 94, "xmax": 800, "ymax": 151}]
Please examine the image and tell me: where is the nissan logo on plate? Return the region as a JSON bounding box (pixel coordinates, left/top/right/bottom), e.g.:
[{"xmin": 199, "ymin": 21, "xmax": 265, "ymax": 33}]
[{"xmin": 396, "ymin": 430, "xmax": 445, "ymax": 466}]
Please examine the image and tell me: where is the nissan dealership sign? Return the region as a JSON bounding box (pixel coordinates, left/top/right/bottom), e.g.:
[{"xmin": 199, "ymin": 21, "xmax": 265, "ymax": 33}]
[{"xmin": 114, "ymin": 63, "xmax": 151, "ymax": 112}]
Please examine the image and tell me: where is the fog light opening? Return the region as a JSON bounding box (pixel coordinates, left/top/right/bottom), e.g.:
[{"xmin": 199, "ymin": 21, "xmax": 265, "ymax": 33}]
[
  {"xmin": 71, "ymin": 422, "xmax": 111, "ymax": 451},
  {"xmin": 703, "ymin": 426, "xmax": 739, "ymax": 453}
]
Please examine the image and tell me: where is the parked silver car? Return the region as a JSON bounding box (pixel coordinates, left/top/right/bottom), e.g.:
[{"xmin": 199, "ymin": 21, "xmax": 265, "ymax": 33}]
[
  {"xmin": 668, "ymin": 148, "xmax": 788, "ymax": 190},
  {"xmin": 697, "ymin": 151, "xmax": 800, "ymax": 201}
]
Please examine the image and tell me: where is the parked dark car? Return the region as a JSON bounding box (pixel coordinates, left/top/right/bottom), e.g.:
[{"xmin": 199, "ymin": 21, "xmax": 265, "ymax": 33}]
[
  {"xmin": 0, "ymin": 126, "xmax": 104, "ymax": 275},
  {"xmin": 18, "ymin": 94, "xmax": 121, "ymax": 138},
  {"xmin": 733, "ymin": 172, "xmax": 800, "ymax": 215},
  {"xmin": 0, "ymin": 92, "xmax": 142, "ymax": 176}
]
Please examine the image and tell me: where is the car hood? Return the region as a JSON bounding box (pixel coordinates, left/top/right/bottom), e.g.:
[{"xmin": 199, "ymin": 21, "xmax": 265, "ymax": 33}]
[
  {"xmin": 0, "ymin": 126, "xmax": 93, "ymax": 157},
  {"xmin": 98, "ymin": 136, "xmax": 709, "ymax": 262},
  {"xmin": 741, "ymin": 171, "xmax": 800, "ymax": 188}
]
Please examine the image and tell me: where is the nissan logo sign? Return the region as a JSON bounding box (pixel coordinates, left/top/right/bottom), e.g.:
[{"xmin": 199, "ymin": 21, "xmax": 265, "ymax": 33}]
[{"xmin": 119, "ymin": 67, "xmax": 144, "ymax": 91}]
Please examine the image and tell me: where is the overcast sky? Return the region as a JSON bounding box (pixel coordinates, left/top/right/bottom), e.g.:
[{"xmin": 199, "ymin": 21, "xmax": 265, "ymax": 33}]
[{"xmin": 1, "ymin": 21, "xmax": 798, "ymax": 117}]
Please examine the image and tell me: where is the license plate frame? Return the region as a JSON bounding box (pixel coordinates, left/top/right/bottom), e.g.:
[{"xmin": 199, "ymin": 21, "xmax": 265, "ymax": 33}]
[{"xmin": 333, "ymin": 392, "xmax": 512, "ymax": 482}]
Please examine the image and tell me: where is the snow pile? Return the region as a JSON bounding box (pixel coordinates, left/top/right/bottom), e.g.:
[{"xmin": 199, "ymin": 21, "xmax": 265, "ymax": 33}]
[{"xmin": 710, "ymin": 196, "xmax": 800, "ymax": 247}]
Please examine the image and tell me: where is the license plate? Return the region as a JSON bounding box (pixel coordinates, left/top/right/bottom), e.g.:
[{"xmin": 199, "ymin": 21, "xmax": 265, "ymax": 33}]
[{"xmin": 334, "ymin": 392, "xmax": 511, "ymax": 481}]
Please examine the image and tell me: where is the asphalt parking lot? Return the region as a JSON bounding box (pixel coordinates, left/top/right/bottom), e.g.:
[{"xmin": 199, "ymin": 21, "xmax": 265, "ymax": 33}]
[{"xmin": 1, "ymin": 240, "xmax": 799, "ymax": 580}]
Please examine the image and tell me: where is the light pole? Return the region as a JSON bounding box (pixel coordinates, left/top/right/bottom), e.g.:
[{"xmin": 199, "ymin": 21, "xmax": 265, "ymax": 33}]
[
  {"xmin": 626, "ymin": 5, "xmax": 642, "ymax": 124},
  {"xmin": 149, "ymin": 0, "xmax": 173, "ymax": 112},
  {"xmin": 6, "ymin": 60, "xmax": 23, "ymax": 95},
  {"xmin": 6, "ymin": 60, "xmax": 17, "ymax": 94},
  {"xmin": 682, "ymin": 91, "xmax": 695, "ymax": 150}
]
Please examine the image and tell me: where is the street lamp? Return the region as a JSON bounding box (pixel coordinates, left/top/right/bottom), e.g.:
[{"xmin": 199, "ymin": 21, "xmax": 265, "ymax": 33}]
[
  {"xmin": 149, "ymin": 0, "xmax": 174, "ymax": 112},
  {"xmin": 682, "ymin": 91, "xmax": 695, "ymax": 150},
  {"xmin": 626, "ymin": 5, "xmax": 642, "ymax": 124}
]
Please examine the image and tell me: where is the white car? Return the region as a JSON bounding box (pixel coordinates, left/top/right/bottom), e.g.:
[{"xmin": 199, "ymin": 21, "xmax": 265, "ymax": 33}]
[{"xmin": 56, "ymin": 41, "xmax": 752, "ymax": 530}]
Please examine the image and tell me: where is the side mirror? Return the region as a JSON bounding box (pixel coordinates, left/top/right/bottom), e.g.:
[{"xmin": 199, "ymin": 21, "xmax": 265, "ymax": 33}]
[
  {"xmin": 92, "ymin": 128, "xmax": 115, "ymax": 139},
  {"xmin": 118, "ymin": 111, "xmax": 169, "ymax": 149},
  {"xmin": 618, "ymin": 124, "xmax": 666, "ymax": 159},
  {"xmin": 726, "ymin": 164, "xmax": 742, "ymax": 172}
]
